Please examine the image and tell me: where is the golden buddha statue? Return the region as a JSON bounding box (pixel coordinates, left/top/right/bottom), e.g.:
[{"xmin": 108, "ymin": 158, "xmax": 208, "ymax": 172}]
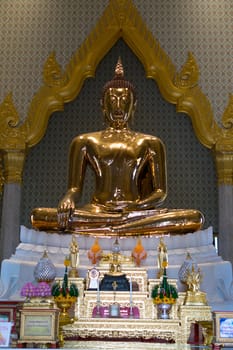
[{"xmin": 31, "ymin": 58, "xmax": 204, "ymax": 236}]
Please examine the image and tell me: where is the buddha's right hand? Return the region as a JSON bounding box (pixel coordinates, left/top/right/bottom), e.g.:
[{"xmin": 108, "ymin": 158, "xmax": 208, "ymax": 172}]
[{"xmin": 57, "ymin": 196, "xmax": 75, "ymax": 229}]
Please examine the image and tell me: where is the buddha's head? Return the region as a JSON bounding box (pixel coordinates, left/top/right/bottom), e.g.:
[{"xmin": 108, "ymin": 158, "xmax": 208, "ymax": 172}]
[{"xmin": 101, "ymin": 57, "xmax": 137, "ymax": 128}]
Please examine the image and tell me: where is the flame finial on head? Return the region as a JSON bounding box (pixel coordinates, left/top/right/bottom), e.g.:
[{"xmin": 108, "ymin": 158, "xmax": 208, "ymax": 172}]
[{"xmin": 114, "ymin": 57, "xmax": 124, "ymax": 78}]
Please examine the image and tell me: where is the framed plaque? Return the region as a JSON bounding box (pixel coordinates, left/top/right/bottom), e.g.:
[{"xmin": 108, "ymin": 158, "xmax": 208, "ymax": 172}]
[
  {"xmin": 213, "ymin": 311, "xmax": 233, "ymax": 346},
  {"xmin": 19, "ymin": 307, "xmax": 59, "ymax": 344}
]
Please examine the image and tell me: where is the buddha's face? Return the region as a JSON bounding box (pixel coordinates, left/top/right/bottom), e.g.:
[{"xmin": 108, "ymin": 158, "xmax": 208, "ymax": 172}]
[{"xmin": 102, "ymin": 87, "xmax": 136, "ymax": 128}]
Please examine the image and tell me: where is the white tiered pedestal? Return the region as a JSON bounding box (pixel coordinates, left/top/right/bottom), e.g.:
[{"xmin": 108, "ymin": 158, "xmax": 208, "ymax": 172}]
[{"xmin": 0, "ymin": 225, "xmax": 232, "ymax": 311}]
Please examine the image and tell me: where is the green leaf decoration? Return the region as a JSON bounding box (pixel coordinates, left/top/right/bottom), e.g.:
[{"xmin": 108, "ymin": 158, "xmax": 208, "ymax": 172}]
[
  {"xmin": 69, "ymin": 283, "xmax": 79, "ymax": 297},
  {"xmin": 151, "ymin": 269, "xmax": 178, "ymax": 301},
  {"xmin": 51, "ymin": 283, "xmax": 60, "ymax": 297}
]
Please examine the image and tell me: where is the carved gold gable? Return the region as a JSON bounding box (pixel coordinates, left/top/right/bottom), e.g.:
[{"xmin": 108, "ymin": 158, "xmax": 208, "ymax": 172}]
[{"xmin": 0, "ymin": 0, "xmax": 232, "ymax": 186}]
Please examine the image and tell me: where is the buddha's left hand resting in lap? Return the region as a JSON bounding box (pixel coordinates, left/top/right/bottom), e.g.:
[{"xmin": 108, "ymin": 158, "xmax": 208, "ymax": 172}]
[{"xmin": 31, "ymin": 58, "xmax": 204, "ymax": 236}]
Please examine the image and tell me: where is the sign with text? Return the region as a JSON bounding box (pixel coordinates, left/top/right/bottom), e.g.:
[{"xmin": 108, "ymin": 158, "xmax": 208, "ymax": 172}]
[
  {"xmin": 19, "ymin": 307, "xmax": 59, "ymax": 343},
  {"xmin": 214, "ymin": 311, "xmax": 233, "ymax": 345},
  {"xmin": 24, "ymin": 315, "xmax": 52, "ymax": 337}
]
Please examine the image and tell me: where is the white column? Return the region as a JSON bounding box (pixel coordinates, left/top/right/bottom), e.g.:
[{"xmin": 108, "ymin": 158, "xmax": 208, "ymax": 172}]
[
  {"xmin": 218, "ymin": 184, "xmax": 233, "ymax": 264},
  {"xmin": 0, "ymin": 183, "xmax": 21, "ymax": 262}
]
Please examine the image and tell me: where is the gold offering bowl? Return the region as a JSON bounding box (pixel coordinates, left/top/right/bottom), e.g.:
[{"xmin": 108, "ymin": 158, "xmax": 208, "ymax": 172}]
[{"xmin": 54, "ymin": 295, "xmax": 77, "ymax": 326}]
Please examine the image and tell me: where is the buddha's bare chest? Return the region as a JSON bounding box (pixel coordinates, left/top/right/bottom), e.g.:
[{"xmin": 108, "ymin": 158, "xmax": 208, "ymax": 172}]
[{"xmin": 90, "ymin": 140, "xmax": 144, "ymax": 167}]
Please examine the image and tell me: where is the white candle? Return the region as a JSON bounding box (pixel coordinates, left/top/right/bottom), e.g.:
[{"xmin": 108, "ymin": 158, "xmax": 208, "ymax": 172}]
[
  {"xmin": 129, "ymin": 276, "xmax": 133, "ymax": 304},
  {"xmin": 97, "ymin": 278, "xmax": 100, "ymax": 303}
]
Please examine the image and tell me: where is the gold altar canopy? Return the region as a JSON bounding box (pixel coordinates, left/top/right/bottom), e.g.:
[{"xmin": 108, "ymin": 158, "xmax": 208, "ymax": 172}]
[{"xmin": 0, "ymin": 0, "xmax": 233, "ymax": 188}]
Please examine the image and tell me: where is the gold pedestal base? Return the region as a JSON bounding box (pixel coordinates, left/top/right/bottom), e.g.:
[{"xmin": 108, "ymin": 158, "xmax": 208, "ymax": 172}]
[
  {"xmin": 57, "ymin": 276, "xmax": 213, "ymax": 345},
  {"xmin": 69, "ymin": 268, "xmax": 79, "ymax": 278},
  {"xmin": 55, "ymin": 296, "xmax": 77, "ymax": 327},
  {"xmin": 183, "ymin": 291, "xmax": 207, "ymax": 306}
]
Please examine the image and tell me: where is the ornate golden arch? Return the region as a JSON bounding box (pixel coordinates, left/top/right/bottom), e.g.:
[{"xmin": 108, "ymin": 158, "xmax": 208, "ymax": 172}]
[{"xmin": 0, "ymin": 0, "xmax": 232, "ymax": 186}]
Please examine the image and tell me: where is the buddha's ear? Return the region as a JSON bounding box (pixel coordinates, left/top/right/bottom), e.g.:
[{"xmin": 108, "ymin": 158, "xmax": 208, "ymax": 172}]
[
  {"xmin": 100, "ymin": 98, "xmax": 103, "ymax": 108},
  {"xmin": 101, "ymin": 105, "xmax": 108, "ymax": 124},
  {"xmin": 131, "ymin": 99, "xmax": 137, "ymax": 117},
  {"xmin": 100, "ymin": 98, "xmax": 105, "ymax": 114},
  {"xmin": 100, "ymin": 98, "xmax": 108, "ymax": 123}
]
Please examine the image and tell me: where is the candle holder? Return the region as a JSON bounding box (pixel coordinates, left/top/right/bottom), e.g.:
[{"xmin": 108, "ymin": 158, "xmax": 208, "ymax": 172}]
[
  {"xmin": 94, "ymin": 301, "xmax": 101, "ymax": 318},
  {"xmin": 109, "ymin": 281, "xmax": 120, "ymax": 318},
  {"xmin": 129, "ymin": 276, "xmax": 134, "ymax": 318},
  {"xmin": 129, "ymin": 303, "xmax": 134, "ymax": 318},
  {"xmin": 94, "ymin": 277, "xmax": 101, "ymax": 318}
]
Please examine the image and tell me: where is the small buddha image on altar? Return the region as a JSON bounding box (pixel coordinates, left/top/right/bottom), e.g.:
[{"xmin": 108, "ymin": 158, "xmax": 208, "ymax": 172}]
[
  {"xmin": 109, "ymin": 238, "xmax": 123, "ymax": 276},
  {"xmin": 99, "ymin": 238, "xmax": 131, "ymax": 292}
]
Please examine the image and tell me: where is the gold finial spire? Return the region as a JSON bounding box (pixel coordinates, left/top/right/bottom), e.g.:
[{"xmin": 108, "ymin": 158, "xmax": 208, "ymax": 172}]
[{"xmin": 115, "ymin": 57, "xmax": 124, "ymax": 78}]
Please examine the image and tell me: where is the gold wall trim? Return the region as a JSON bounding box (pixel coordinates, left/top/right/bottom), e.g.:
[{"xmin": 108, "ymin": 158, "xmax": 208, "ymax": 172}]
[{"xmin": 0, "ymin": 0, "xmax": 233, "ymax": 184}]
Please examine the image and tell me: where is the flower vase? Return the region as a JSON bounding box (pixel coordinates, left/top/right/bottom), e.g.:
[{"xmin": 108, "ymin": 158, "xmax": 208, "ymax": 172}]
[
  {"xmin": 157, "ymin": 303, "xmax": 172, "ymax": 319},
  {"xmin": 54, "ymin": 295, "xmax": 77, "ymax": 326}
]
